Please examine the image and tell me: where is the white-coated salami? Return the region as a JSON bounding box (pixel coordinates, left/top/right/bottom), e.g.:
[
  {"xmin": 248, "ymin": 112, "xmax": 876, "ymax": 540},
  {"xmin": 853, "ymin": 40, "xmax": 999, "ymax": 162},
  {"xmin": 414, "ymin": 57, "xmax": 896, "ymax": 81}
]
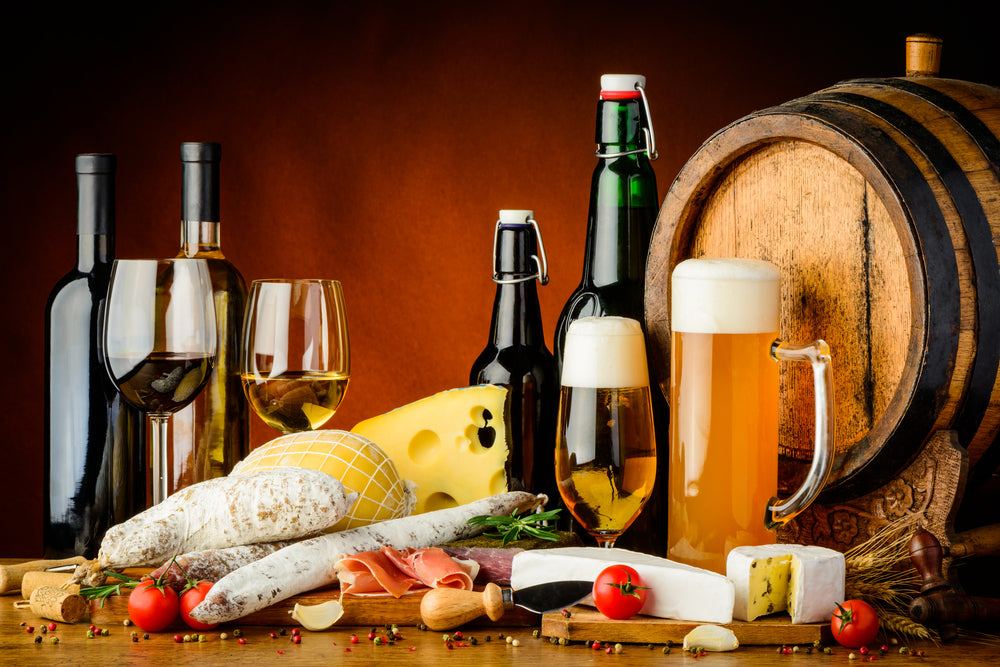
[
  {"xmin": 76, "ymin": 468, "xmax": 356, "ymax": 584},
  {"xmin": 190, "ymin": 491, "xmax": 546, "ymax": 624},
  {"xmin": 148, "ymin": 542, "xmax": 296, "ymax": 592}
]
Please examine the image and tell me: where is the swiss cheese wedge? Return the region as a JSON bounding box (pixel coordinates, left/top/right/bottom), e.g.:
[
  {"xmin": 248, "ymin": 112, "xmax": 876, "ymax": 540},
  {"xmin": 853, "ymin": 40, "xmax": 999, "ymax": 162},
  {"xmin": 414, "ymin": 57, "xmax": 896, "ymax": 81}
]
[{"xmin": 351, "ymin": 385, "xmax": 510, "ymax": 514}]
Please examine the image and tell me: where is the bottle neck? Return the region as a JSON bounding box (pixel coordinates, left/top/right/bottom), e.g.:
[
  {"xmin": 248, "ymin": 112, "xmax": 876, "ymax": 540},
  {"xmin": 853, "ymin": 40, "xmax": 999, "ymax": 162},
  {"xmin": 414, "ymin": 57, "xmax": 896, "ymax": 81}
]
[
  {"xmin": 76, "ymin": 170, "xmax": 115, "ymax": 272},
  {"xmin": 583, "ymin": 97, "xmax": 658, "ymax": 287},
  {"xmin": 490, "ymin": 225, "xmax": 546, "ymax": 348},
  {"xmin": 181, "ymin": 220, "xmax": 223, "ymax": 257},
  {"xmin": 180, "ymin": 156, "xmax": 222, "ymax": 257}
]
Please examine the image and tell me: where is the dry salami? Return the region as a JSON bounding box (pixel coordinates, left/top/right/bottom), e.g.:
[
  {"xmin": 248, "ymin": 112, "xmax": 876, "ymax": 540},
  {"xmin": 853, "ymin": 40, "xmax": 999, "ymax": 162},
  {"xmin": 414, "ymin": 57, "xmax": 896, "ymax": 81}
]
[
  {"xmin": 73, "ymin": 468, "xmax": 356, "ymax": 586},
  {"xmin": 190, "ymin": 491, "xmax": 546, "ymax": 624},
  {"xmin": 147, "ymin": 542, "xmax": 296, "ymax": 592}
]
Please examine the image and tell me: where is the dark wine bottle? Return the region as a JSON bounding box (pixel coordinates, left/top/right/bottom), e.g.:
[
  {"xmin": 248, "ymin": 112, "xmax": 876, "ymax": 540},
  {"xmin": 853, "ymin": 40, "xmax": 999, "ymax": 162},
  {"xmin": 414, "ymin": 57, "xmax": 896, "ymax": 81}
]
[
  {"xmin": 552, "ymin": 74, "xmax": 669, "ymax": 555},
  {"xmin": 44, "ymin": 153, "xmax": 143, "ymax": 558},
  {"xmin": 471, "ymin": 210, "xmax": 558, "ymax": 505},
  {"xmin": 168, "ymin": 142, "xmax": 249, "ymax": 494}
]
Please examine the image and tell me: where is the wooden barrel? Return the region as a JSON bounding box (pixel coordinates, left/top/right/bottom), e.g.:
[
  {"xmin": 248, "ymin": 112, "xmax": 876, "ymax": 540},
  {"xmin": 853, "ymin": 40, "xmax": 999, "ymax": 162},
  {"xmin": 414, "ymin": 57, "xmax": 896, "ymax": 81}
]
[{"xmin": 645, "ymin": 35, "xmax": 1000, "ymax": 503}]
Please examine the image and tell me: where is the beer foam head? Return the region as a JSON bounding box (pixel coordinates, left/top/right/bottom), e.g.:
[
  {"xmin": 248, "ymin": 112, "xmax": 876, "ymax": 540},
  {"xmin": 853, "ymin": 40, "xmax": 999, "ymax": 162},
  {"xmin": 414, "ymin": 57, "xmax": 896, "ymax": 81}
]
[
  {"xmin": 671, "ymin": 258, "xmax": 780, "ymax": 334},
  {"xmin": 560, "ymin": 316, "xmax": 649, "ymax": 388}
]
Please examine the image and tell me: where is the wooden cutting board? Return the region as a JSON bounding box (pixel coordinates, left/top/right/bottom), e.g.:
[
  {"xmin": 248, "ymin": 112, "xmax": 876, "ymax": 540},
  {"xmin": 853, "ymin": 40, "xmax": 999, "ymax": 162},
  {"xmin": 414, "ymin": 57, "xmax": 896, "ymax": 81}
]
[
  {"xmin": 88, "ymin": 570, "xmax": 537, "ymax": 629},
  {"xmin": 541, "ymin": 606, "xmax": 832, "ymax": 646}
]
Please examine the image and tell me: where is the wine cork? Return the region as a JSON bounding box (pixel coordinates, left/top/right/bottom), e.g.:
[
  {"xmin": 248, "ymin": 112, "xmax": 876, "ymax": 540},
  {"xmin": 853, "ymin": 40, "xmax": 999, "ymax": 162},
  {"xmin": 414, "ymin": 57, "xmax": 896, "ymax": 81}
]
[
  {"xmin": 28, "ymin": 585, "xmax": 88, "ymax": 624},
  {"xmin": 21, "ymin": 571, "xmax": 79, "ymax": 599}
]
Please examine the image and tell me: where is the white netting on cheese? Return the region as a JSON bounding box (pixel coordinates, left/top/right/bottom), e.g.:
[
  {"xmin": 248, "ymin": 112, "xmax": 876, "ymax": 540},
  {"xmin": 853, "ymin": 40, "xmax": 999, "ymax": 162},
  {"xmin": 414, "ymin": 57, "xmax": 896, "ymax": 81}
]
[{"xmin": 231, "ymin": 430, "xmax": 417, "ymax": 530}]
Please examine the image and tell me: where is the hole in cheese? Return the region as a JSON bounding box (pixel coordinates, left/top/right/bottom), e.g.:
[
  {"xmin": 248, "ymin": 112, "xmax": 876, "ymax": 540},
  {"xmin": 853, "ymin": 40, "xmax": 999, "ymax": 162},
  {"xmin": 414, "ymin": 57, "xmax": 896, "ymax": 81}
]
[
  {"xmin": 425, "ymin": 491, "xmax": 458, "ymax": 512},
  {"xmin": 408, "ymin": 429, "xmax": 441, "ymax": 466}
]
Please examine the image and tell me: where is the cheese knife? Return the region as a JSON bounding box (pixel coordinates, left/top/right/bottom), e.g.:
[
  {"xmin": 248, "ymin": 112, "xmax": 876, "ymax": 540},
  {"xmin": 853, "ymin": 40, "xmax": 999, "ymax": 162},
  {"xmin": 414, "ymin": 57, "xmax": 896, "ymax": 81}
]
[{"xmin": 420, "ymin": 580, "xmax": 592, "ymax": 631}]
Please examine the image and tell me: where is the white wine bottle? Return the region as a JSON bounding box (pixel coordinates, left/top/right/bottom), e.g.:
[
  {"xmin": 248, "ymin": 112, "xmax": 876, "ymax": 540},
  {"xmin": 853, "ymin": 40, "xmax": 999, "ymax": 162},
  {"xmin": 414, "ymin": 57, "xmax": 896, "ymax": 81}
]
[{"xmin": 167, "ymin": 142, "xmax": 249, "ymax": 493}]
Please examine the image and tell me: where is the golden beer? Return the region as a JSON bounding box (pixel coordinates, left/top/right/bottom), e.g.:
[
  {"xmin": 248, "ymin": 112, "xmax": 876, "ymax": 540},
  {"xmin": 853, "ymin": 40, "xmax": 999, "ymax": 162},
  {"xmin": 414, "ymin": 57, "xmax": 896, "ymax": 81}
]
[
  {"xmin": 668, "ymin": 258, "xmax": 781, "ymax": 573},
  {"xmin": 555, "ymin": 385, "xmax": 657, "ymax": 540},
  {"xmin": 555, "ymin": 316, "xmax": 656, "ymax": 547}
]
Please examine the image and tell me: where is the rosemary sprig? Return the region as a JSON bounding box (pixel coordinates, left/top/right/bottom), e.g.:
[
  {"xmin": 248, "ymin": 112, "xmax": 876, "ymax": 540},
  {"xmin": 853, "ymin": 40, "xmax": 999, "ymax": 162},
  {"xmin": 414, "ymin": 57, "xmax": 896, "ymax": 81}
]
[
  {"xmin": 467, "ymin": 508, "xmax": 563, "ymax": 546},
  {"xmin": 80, "ymin": 571, "xmax": 143, "ymax": 608}
]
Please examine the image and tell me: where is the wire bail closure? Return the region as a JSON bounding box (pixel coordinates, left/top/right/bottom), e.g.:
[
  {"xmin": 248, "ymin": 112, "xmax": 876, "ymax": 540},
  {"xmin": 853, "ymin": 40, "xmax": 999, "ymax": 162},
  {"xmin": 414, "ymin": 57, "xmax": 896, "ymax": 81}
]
[
  {"xmin": 492, "ymin": 217, "xmax": 549, "ymax": 285},
  {"xmin": 595, "ymin": 81, "xmax": 659, "ymax": 160}
]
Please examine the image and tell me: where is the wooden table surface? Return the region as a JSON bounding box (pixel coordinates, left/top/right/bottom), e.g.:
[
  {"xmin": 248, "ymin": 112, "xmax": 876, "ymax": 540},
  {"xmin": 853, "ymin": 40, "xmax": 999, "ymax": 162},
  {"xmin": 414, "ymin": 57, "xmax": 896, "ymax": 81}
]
[{"xmin": 0, "ymin": 559, "xmax": 986, "ymax": 666}]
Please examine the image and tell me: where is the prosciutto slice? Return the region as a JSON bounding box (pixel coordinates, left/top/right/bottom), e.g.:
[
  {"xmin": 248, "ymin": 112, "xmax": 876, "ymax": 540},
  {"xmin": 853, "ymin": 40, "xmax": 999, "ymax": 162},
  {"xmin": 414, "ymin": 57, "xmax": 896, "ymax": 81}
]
[
  {"xmin": 337, "ymin": 550, "xmax": 421, "ymax": 597},
  {"xmin": 335, "ymin": 546, "xmax": 479, "ymax": 598},
  {"xmin": 383, "ymin": 546, "xmax": 479, "ymax": 590}
]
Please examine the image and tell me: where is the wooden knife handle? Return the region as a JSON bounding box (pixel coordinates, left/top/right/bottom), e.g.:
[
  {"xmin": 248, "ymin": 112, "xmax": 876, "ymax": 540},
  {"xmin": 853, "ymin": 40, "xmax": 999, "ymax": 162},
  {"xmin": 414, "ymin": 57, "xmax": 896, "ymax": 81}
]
[
  {"xmin": 419, "ymin": 582, "xmax": 507, "ymax": 631},
  {"xmin": 0, "ymin": 557, "xmax": 86, "ymax": 595}
]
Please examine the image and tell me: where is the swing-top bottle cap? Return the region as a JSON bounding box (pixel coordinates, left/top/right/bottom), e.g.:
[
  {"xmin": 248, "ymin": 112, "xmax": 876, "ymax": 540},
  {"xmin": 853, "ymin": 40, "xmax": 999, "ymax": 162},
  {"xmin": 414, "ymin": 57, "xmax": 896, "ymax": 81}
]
[
  {"xmin": 600, "ymin": 74, "xmax": 645, "ymax": 97},
  {"xmin": 498, "ymin": 209, "xmax": 534, "ymax": 226}
]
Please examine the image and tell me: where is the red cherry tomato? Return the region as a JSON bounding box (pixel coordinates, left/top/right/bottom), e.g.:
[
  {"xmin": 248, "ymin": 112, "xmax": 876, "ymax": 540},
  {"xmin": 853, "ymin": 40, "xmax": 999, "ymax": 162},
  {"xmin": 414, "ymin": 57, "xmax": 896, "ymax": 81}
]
[
  {"xmin": 831, "ymin": 599, "xmax": 879, "ymax": 648},
  {"xmin": 592, "ymin": 564, "xmax": 649, "ymax": 620},
  {"xmin": 180, "ymin": 581, "xmax": 218, "ymax": 630},
  {"xmin": 127, "ymin": 580, "xmax": 179, "ymax": 632}
]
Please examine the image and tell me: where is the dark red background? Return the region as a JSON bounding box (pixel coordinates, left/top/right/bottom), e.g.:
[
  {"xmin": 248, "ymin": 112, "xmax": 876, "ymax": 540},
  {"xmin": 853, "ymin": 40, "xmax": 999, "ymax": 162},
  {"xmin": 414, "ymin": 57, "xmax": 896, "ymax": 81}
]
[{"xmin": 2, "ymin": 1, "xmax": 995, "ymax": 557}]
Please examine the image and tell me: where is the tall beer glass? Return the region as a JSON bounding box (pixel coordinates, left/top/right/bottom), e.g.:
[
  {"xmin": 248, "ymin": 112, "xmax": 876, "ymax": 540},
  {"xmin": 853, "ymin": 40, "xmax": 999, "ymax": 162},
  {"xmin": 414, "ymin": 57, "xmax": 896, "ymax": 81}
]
[
  {"xmin": 668, "ymin": 258, "xmax": 834, "ymax": 573},
  {"xmin": 555, "ymin": 316, "xmax": 657, "ymax": 547}
]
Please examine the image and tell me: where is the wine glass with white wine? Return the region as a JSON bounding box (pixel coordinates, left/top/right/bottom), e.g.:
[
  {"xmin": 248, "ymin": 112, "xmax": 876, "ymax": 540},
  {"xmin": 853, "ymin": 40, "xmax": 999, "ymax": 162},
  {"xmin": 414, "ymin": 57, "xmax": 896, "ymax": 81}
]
[
  {"xmin": 103, "ymin": 258, "xmax": 217, "ymax": 506},
  {"xmin": 240, "ymin": 279, "xmax": 350, "ymax": 433},
  {"xmin": 554, "ymin": 316, "xmax": 657, "ymax": 547}
]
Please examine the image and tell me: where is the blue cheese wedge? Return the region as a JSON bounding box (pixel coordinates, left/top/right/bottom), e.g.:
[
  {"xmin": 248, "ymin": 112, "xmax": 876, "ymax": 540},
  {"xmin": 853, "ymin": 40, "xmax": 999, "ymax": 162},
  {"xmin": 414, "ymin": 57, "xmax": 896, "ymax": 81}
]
[
  {"xmin": 510, "ymin": 546, "xmax": 735, "ymax": 623},
  {"xmin": 726, "ymin": 544, "xmax": 845, "ymax": 623}
]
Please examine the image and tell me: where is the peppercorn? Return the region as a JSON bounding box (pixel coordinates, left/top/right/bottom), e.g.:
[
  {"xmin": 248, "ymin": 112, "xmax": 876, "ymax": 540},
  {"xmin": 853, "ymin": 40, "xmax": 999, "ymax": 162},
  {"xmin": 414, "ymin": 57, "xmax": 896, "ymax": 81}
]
[
  {"xmin": 51, "ymin": 637, "xmax": 60, "ymax": 645},
  {"xmin": 662, "ymin": 645, "xmax": 671, "ymax": 654},
  {"xmin": 292, "ymin": 635, "xmax": 301, "ymax": 644},
  {"xmin": 101, "ymin": 628, "xmax": 109, "ymax": 637},
  {"xmin": 143, "ymin": 633, "xmax": 149, "ymax": 640},
  {"xmin": 34, "ymin": 635, "xmax": 42, "ymax": 644},
  {"xmin": 220, "ymin": 632, "xmax": 229, "ymax": 640},
  {"xmin": 238, "ymin": 637, "xmax": 247, "ymax": 645},
  {"xmin": 86, "ymin": 630, "xmax": 95, "ymax": 638},
  {"xmin": 233, "ymin": 628, "xmax": 243, "ymax": 638}
]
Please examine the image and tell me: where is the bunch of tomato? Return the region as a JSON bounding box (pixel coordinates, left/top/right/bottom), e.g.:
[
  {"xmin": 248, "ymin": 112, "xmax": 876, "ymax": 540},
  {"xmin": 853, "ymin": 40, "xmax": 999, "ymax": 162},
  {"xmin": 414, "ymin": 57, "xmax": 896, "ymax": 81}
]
[{"xmin": 128, "ymin": 578, "xmax": 217, "ymax": 632}]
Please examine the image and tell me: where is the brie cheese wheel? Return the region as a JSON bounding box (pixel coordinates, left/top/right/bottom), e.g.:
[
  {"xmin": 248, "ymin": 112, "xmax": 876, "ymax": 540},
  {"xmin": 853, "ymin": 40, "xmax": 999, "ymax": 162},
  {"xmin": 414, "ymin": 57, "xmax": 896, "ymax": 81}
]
[
  {"xmin": 511, "ymin": 546, "xmax": 735, "ymax": 623},
  {"xmin": 726, "ymin": 544, "xmax": 845, "ymax": 623}
]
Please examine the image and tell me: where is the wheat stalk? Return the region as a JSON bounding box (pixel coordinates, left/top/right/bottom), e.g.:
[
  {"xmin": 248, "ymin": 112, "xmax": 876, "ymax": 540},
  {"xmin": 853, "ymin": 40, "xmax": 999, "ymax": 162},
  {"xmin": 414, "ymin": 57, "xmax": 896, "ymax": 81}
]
[{"xmin": 842, "ymin": 515, "xmax": 935, "ymax": 640}]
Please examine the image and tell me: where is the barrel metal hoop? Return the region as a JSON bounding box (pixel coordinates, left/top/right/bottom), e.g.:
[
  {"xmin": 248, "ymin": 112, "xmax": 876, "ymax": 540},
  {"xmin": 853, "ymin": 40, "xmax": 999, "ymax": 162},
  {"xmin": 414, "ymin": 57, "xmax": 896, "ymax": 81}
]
[{"xmin": 845, "ymin": 78, "xmax": 1000, "ymax": 175}]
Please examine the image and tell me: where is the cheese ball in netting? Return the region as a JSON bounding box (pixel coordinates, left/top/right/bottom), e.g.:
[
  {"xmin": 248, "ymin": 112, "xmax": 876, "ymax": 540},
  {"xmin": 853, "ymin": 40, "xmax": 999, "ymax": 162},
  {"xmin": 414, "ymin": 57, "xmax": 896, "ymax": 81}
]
[{"xmin": 231, "ymin": 430, "xmax": 417, "ymax": 531}]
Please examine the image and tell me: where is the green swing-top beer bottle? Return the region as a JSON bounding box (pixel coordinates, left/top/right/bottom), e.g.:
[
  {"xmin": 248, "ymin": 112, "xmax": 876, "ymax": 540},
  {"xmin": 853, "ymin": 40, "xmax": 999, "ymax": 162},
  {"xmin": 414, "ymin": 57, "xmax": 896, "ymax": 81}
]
[{"xmin": 553, "ymin": 74, "xmax": 668, "ymax": 555}]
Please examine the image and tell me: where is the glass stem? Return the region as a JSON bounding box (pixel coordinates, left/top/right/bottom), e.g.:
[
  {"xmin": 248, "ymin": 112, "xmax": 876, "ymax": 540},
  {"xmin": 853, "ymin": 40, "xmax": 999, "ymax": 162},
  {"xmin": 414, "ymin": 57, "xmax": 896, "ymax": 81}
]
[{"xmin": 150, "ymin": 414, "xmax": 170, "ymax": 505}]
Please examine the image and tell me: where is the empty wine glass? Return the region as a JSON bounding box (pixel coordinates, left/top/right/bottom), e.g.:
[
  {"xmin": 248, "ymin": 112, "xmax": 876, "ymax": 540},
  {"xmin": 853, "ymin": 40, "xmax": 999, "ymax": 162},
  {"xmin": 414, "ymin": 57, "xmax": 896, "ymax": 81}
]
[
  {"xmin": 554, "ymin": 316, "xmax": 657, "ymax": 547},
  {"xmin": 103, "ymin": 258, "xmax": 217, "ymax": 506},
  {"xmin": 240, "ymin": 279, "xmax": 350, "ymax": 433}
]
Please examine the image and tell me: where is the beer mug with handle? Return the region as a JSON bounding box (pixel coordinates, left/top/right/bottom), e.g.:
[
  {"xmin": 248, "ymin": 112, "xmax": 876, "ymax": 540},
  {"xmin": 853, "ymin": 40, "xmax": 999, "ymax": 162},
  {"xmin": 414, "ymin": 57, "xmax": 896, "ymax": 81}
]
[{"xmin": 667, "ymin": 258, "xmax": 834, "ymax": 574}]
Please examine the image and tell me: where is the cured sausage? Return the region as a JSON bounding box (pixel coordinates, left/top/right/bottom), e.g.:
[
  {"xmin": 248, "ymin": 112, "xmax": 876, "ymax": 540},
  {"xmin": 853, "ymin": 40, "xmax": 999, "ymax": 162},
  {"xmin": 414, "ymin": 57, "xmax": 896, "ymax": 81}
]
[
  {"xmin": 190, "ymin": 491, "xmax": 546, "ymax": 624},
  {"xmin": 73, "ymin": 468, "xmax": 356, "ymax": 586},
  {"xmin": 147, "ymin": 542, "xmax": 296, "ymax": 592}
]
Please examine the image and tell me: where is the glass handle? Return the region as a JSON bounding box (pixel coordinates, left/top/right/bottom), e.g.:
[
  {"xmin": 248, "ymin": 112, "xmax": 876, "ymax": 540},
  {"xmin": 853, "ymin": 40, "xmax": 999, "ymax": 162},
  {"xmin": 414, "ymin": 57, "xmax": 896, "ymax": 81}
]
[{"xmin": 764, "ymin": 339, "xmax": 835, "ymax": 529}]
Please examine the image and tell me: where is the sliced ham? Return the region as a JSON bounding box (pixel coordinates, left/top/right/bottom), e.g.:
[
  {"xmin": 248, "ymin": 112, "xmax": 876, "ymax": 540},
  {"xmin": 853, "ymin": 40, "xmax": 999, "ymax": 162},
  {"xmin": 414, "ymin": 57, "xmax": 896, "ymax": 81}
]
[
  {"xmin": 337, "ymin": 550, "xmax": 421, "ymax": 598},
  {"xmin": 383, "ymin": 546, "xmax": 479, "ymax": 590},
  {"xmin": 335, "ymin": 546, "xmax": 479, "ymax": 598}
]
